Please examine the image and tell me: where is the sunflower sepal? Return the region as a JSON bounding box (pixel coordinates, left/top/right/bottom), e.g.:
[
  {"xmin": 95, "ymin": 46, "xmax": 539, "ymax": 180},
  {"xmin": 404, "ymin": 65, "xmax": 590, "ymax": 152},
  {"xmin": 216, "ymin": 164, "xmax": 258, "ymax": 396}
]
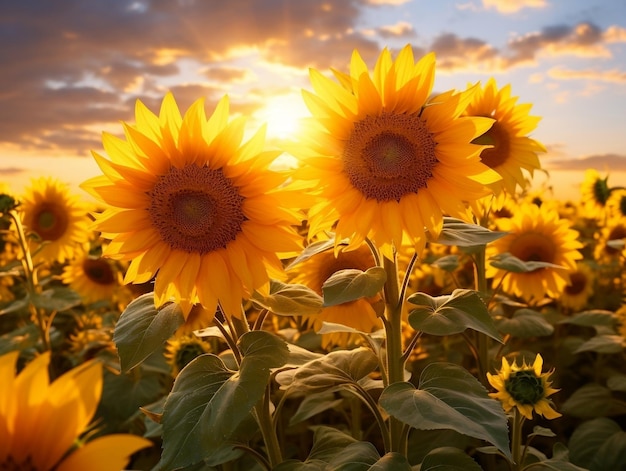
[{"xmin": 114, "ymin": 292, "xmax": 185, "ymax": 373}]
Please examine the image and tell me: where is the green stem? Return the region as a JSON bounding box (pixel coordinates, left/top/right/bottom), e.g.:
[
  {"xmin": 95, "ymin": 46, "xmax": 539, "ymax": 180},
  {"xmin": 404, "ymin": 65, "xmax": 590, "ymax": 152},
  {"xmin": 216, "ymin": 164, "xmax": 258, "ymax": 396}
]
[
  {"xmin": 382, "ymin": 253, "xmax": 406, "ymax": 454},
  {"xmin": 474, "ymin": 245, "xmax": 490, "ymax": 386},
  {"xmin": 254, "ymin": 384, "xmax": 283, "ymax": 468},
  {"xmin": 511, "ymin": 409, "xmax": 525, "ymax": 471}
]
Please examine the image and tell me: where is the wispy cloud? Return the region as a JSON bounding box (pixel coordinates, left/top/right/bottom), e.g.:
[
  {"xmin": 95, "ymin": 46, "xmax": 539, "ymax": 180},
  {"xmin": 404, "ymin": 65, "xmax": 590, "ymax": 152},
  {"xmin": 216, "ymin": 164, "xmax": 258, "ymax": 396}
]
[
  {"xmin": 544, "ymin": 153, "xmax": 626, "ymax": 171},
  {"xmin": 482, "ymin": 0, "xmax": 548, "ymax": 14}
]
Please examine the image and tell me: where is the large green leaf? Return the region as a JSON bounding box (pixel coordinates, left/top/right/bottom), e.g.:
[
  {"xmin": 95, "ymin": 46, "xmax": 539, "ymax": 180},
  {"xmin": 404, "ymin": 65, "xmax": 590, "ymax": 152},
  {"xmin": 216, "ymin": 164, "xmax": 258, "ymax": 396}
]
[
  {"xmin": 275, "ymin": 347, "xmax": 379, "ymax": 392},
  {"xmin": 489, "ymin": 252, "xmax": 565, "ymax": 273},
  {"xmin": 421, "ymin": 447, "xmax": 483, "ymax": 471},
  {"xmin": 429, "ymin": 217, "xmax": 507, "ymax": 247},
  {"xmin": 588, "ymin": 430, "xmax": 626, "ymax": 471},
  {"xmin": 322, "ymin": 267, "xmax": 386, "ymax": 307},
  {"xmin": 286, "ymin": 237, "xmax": 343, "ymax": 269},
  {"xmin": 325, "ymin": 441, "xmax": 382, "ymax": 470},
  {"xmin": 559, "ymin": 310, "xmax": 616, "ymax": 332},
  {"xmin": 561, "ymin": 384, "xmax": 612, "ymax": 418},
  {"xmin": 569, "ymin": 417, "xmax": 623, "ymax": 469},
  {"xmin": 113, "ymin": 292, "xmax": 184, "ymax": 373},
  {"xmin": 379, "ymin": 363, "xmax": 511, "ymax": 459},
  {"xmin": 495, "ymin": 309, "xmax": 554, "ymax": 338},
  {"xmin": 289, "ymin": 391, "xmax": 344, "ymax": 425},
  {"xmin": 574, "ymin": 334, "xmax": 623, "ymax": 354},
  {"xmin": 30, "ymin": 286, "xmax": 82, "ymax": 312},
  {"xmin": 407, "ymin": 289, "xmax": 502, "ymax": 342},
  {"xmin": 159, "ymin": 331, "xmax": 290, "ymax": 469},
  {"xmin": 251, "ymin": 279, "xmax": 323, "ymax": 316}
]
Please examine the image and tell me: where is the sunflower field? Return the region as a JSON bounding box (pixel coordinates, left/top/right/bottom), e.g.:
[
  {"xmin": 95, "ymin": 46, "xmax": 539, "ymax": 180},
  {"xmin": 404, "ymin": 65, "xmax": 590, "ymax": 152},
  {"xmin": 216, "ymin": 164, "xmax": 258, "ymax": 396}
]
[{"xmin": 2, "ymin": 45, "xmax": 626, "ymax": 470}]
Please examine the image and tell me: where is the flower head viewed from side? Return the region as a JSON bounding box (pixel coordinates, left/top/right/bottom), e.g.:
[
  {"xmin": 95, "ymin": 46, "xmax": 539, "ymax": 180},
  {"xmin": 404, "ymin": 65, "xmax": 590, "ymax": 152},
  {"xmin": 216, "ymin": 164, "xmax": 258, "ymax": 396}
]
[
  {"xmin": 20, "ymin": 177, "xmax": 90, "ymax": 264},
  {"xmin": 487, "ymin": 202, "xmax": 583, "ymax": 302},
  {"xmin": 464, "ymin": 78, "xmax": 545, "ymax": 195},
  {"xmin": 581, "ymin": 169, "xmax": 611, "ymax": 219},
  {"xmin": 81, "ymin": 93, "xmax": 306, "ymax": 317},
  {"xmin": 487, "ymin": 353, "xmax": 561, "ymax": 420},
  {"xmin": 288, "ymin": 242, "xmax": 383, "ymax": 348},
  {"xmin": 290, "ymin": 45, "xmax": 500, "ymax": 255},
  {"xmin": 0, "ymin": 351, "xmax": 151, "ymax": 470}
]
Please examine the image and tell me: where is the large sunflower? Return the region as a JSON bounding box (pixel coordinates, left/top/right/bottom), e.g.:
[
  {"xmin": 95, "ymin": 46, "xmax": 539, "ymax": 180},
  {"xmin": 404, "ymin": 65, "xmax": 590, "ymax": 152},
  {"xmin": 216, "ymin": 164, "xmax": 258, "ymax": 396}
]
[
  {"xmin": 0, "ymin": 351, "xmax": 151, "ymax": 470},
  {"xmin": 463, "ymin": 78, "xmax": 545, "ymax": 195},
  {"xmin": 288, "ymin": 243, "xmax": 383, "ymax": 348},
  {"xmin": 81, "ymin": 93, "xmax": 305, "ymax": 317},
  {"xmin": 487, "ymin": 353, "xmax": 561, "ymax": 420},
  {"xmin": 487, "ymin": 203, "xmax": 583, "ymax": 302},
  {"xmin": 20, "ymin": 177, "xmax": 90, "ymax": 264},
  {"xmin": 290, "ymin": 45, "xmax": 500, "ymax": 255}
]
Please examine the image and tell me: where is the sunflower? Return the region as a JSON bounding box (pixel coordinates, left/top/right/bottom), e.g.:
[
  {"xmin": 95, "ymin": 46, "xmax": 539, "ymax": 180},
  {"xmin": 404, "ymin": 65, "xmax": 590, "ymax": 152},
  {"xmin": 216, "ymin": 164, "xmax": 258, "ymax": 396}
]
[
  {"xmin": 593, "ymin": 217, "xmax": 626, "ymax": 265},
  {"xmin": 61, "ymin": 252, "xmax": 131, "ymax": 306},
  {"xmin": 487, "ymin": 353, "xmax": 561, "ymax": 420},
  {"xmin": 606, "ymin": 188, "xmax": 626, "ymax": 220},
  {"xmin": 289, "ymin": 45, "xmax": 500, "ymax": 256},
  {"xmin": 580, "ymin": 169, "xmax": 611, "ymax": 219},
  {"xmin": 164, "ymin": 335, "xmax": 210, "ymax": 377},
  {"xmin": 81, "ymin": 93, "xmax": 306, "ymax": 318},
  {"xmin": 288, "ymin": 242, "xmax": 383, "ymax": 348},
  {"xmin": 559, "ymin": 261, "xmax": 595, "ymax": 312},
  {"xmin": 487, "ymin": 203, "xmax": 583, "ymax": 302},
  {"xmin": 0, "ymin": 351, "xmax": 151, "ymax": 470},
  {"xmin": 463, "ymin": 78, "xmax": 545, "ymax": 196},
  {"xmin": 20, "ymin": 177, "xmax": 90, "ymax": 264}
]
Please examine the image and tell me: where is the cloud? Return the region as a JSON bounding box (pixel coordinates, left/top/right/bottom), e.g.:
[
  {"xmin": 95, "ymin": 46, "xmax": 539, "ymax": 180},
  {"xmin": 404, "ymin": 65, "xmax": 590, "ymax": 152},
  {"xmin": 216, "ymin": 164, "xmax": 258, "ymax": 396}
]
[
  {"xmin": 482, "ymin": 0, "xmax": 548, "ymax": 14},
  {"xmin": 429, "ymin": 33, "xmax": 500, "ymax": 71},
  {"xmin": 505, "ymin": 22, "xmax": 626, "ymax": 67},
  {"xmin": 547, "ymin": 66, "xmax": 626, "ymax": 83},
  {"xmin": 544, "ymin": 153, "xmax": 626, "ymax": 171},
  {"xmin": 377, "ymin": 21, "xmax": 416, "ymax": 39}
]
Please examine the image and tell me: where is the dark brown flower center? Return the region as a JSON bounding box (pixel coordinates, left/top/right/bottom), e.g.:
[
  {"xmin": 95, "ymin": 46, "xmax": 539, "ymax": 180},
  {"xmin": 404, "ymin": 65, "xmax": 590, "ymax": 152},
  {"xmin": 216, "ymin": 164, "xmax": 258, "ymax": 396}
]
[
  {"xmin": 509, "ymin": 232, "xmax": 556, "ymax": 264},
  {"xmin": 343, "ymin": 113, "xmax": 437, "ymax": 202},
  {"xmin": 605, "ymin": 224, "xmax": 626, "ymax": 255},
  {"xmin": 473, "ymin": 121, "xmax": 510, "ymax": 169},
  {"xmin": 82, "ymin": 258, "xmax": 116, "ymax": 285},
  {"xmin": 149, "ymin": 165, "xmax": 246, "ymax": 254},
  {"xmin": 32, "ymin": 202, "xmax": 69, "ymax": 241},
  {"xmin": 565, "ymin": 271, "xmax": 587, "ymax": 295}
]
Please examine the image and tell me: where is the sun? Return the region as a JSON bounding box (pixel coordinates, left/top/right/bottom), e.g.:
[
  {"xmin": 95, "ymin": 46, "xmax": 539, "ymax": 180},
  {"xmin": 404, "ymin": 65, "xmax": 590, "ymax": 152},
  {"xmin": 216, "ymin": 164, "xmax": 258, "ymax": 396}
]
[{"xmin": 256, "ymin": 93, "xmax": 309, "ymax": 140}]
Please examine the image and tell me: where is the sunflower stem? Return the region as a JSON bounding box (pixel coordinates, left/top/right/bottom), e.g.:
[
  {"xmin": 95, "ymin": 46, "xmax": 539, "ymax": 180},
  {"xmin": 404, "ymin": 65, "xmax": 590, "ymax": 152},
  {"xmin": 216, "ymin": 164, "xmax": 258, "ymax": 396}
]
[
  {"xmin": 511, "ymin": 408, "xmax": 525, "ymax": 471},
  {"xmin": 253, "ymin": 384, "xmax": 283, "ymax": 468},
  {"xmin": 474, "ymin": 244, "xmax": 491, "ymax": 387},
  {"xmin": 382, "ymin": 252, "xmax": 407, "ymax": 454}
]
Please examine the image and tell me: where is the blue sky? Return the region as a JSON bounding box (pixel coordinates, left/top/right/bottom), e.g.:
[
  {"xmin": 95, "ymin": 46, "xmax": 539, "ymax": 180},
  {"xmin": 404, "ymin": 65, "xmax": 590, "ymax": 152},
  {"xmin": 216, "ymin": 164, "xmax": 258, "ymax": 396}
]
[{"xmin": 1, "ymin": 0, "xmax": 625, "ymax": 201}]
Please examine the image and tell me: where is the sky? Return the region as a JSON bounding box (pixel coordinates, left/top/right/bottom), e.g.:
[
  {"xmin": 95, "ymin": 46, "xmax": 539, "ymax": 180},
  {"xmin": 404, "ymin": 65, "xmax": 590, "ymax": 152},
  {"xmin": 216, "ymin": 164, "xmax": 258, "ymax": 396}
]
[{"xmin": 1, "ymin": 0, "xmax": 625, "ymax": 203}]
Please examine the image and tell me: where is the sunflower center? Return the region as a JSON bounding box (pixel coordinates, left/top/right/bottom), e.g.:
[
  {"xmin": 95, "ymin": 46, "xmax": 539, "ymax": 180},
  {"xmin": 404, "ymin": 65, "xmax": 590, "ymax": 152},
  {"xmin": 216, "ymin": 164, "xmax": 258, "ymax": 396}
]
[
  {"xmin": 505, "ymin": 370, "xmax": 544, "ymax": 405},
  {"xmin": 605, "ymin": 225, "xmax": 626, "ymax": 255},
  {"xmin": 619, "ymin": 195, "xmax": 626, "ymax": 217},
  {"xmin": 0, "ymin": 454, "xmax": 37, "ymax": 470},
  {"xmin": 82, "ymin": 258, "xmax": 116, "ymax": 286},
  {"xmin": 149, "ymin": 165, "xmax": 246, "ymax": 254},
  {"xmin": 565, "ymin": 271, "xmax": 587, "ymax": 295},
  {"xmin": 473, "ymin": 121, "xmax": 510, "ymax": 169},
  {"xmin": 593, "ymin": 177, "xmax": 611, "ymax": 206},
  {"xmin": 509, "ymin": 232, "xmax": 556, "ymax": 264},
  {"xmin": 32, "ymin": 203, "xmax": 69, "ymax": 241},
  {"xmin": 343, "ymin": 113, "xmax": 437, "ymax": 202}
]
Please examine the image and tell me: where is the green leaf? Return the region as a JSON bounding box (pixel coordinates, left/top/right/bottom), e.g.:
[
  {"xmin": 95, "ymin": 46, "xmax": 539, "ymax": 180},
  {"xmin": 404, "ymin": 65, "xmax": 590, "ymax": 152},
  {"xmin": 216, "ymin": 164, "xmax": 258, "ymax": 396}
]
[
  {"xmin": 275, "ymin": 347, "xmax": 379, "ymax": 392},
  {"xmin": 431, "ymin": 254, "xmax": 461, "ymax": 272},
  {"xmin": 561, "ymin": 384, "xmax": 612, "ymax": 418},
  {"xmin": 367, "ymin": 452, "xmax": 412, "ymax": 470},
  {"xmin": 160, "ymin": 331, "xmax": 290, "ymax": 469},
  {"xmin": 495, "ymin": 309, "xmax": 554, "ymax": 338},
  {"xmin": 289, "ymin": 391, "xmax": 345, "ymax": 425},
  {"xmin": 379, "ymin": 363, "xmax": 511, "ymax": 459},
  {"xmin": 589, "ymin": 430, "xmax": 626, "ymax": 471},
  {"xmin": 30, "ymin": 286, "xmax": 82, "ymax": 312},
  {"xmin": 559, "ymin": 310, "xmax": 616, "ymax": 329},
  {"xmin": 607, "ymin": 374, "xmax": 626, "ymax": 392},
  {"xmin": 113, "ymin": 293, "xmax": 185, "ymax": 373},
  {"xmin": 286, "ymin": 237, "xmax": 342, "ymax": 269},
  {"xmin": 308, "ymin": 426, "xmax": 360, "ymax": 463},
  {"xmin": 429, "ymin": 217, "xmax": 507, "ymax": 247},
  {"xmin": 251, "ymin": 279, "xmax": 323, "ymax": 316},
  {"xmin": 529, "ymin": 426, "xmax": 557, "ymax": 439},
  {"xmin": 0, "ymin": 296, "xmax": 28, "ymax": 315},
  {"xmin": 569, "ymin": 417, "xmax": 622, "ymax": 469},
  {"xmin": 407, "ymin": 289, "xmax": 502, "ymax": 342},
  {"xmin": 322, "ymin": 267, "xmax": 386, "ymax": 307},
  {"xmin": 421, "ymin": 447, "xmax": 483, "ymax": 471},
  {"xmin": 489, "ymin": 252, "xmax": 565, "ymax": 273},
  {"xmin": 325, "ymin": 441, "xmax": 381, "ymax": 470},
  {"xmin": 574, "ymin": 334, "xmax": 623, "ymax": 354}
]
